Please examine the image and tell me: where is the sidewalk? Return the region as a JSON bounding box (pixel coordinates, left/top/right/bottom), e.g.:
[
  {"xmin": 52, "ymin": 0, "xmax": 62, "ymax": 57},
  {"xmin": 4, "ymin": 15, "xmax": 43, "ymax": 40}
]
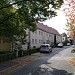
[{"xmin": 0, "ymin": 52, "xmax": 41, "ymax": 75}]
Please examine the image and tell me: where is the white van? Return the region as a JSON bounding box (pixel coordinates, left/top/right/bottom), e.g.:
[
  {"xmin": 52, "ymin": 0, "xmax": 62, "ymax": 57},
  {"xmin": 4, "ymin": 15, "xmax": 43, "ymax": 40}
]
[{"xmin": 40, "ymin": 44, "xmax": 52, "ymax": 53}]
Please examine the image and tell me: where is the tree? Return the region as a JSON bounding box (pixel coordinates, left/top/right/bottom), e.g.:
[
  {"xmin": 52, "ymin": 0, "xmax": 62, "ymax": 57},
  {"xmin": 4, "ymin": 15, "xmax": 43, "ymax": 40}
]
[
  {"xmin": 61, "ymin": 33, "xmax": 67, "ymax": 37},
  {"xmin": 63, "ymin": 0, "xmax": 75, "ymax": 47},
  {"xmin": 0, "ymin": 0, "xmax": 63, "ymax": 50},
  {"xmin": 61, "ymin": 33, "xmax": 68, "ymax": 45}
]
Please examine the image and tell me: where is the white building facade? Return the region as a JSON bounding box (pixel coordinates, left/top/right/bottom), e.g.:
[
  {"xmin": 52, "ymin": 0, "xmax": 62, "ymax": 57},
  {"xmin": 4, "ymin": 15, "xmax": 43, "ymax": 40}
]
[{"xmin": 22, "ymin": 23, "xmax": 62, "ymax": 50}]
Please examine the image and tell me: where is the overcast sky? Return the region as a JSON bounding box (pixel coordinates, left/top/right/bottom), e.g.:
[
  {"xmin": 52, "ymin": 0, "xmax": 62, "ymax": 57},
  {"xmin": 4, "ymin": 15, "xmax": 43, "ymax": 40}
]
[{"xmin": 43, "ymin": 10, "xmax": 67, "ymax": 34}]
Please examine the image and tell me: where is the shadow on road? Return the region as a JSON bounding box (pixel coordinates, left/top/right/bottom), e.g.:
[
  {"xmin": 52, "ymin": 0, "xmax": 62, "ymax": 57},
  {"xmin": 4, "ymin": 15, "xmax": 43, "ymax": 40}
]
[
  {"xmin": 50, "ymin": 67, "xmax": 72, "ymax": 75},
  {"xmin": 26, "ymin": 46, "xmax": 73, "ymax": 75},
  {"xmin": 27, "ymin": 65, "xmax": 73, "ymax": 75}
]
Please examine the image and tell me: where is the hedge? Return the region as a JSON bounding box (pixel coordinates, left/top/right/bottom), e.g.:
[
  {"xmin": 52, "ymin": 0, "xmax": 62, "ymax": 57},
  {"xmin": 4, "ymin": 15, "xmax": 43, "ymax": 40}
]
[
  {"xmin": 0, "ymin": 51, "xmax": 16, "ymax": 63},
  {"xmin": 0, "ymin": 51, "xmax": 12, "ymax": 54},
  {"xmin": 22, "ymin": 48, "xmax": 40, "ymax": 56},
  {"xmin": 71, "ymin": 48, "xmax": 75, "ymax": 53},
  {"xmin": 29, "ymin": 48, "xmax": 40, "ymax": 53}
]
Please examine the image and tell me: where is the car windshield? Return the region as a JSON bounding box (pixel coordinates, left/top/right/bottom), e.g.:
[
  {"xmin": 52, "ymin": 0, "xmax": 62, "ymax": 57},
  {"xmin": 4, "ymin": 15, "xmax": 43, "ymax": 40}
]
[{"xmin": 41, "ymin": 45, "xmax": 49, "ymax": 48}]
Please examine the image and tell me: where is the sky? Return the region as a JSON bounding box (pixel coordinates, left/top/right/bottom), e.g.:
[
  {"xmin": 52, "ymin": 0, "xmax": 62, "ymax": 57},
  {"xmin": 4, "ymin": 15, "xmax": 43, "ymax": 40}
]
[{"xmin": 43, "ymin": 10, "xmax": 67, "ymax": 34}]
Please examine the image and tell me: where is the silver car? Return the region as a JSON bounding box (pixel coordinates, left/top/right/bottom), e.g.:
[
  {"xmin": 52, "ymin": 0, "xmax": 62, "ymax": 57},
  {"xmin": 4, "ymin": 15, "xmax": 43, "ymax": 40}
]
[
  {"xmin": 67, "ymin": 43, "xmax": 71, "ymax": 46},
  {"xmin": 57, "ymin": 43, "xmax": 63, "ymax": 48},
  {"xmin": 40, "ymin": 44, "xmax": 52, "ymax": 53}
]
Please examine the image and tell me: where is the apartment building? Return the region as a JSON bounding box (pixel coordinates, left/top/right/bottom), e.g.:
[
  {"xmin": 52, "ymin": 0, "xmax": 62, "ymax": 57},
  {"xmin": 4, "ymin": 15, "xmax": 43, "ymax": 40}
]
[{"xmin": 22, "ymin": 23, "xmax": 62, "ymax": 49}]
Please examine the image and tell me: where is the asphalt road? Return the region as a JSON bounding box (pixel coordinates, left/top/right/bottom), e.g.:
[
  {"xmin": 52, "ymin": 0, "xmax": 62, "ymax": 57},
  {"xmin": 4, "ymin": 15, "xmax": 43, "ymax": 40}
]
[{"xmin": 10, "ymin": 46, "xmax": 75, "ymax": 75}]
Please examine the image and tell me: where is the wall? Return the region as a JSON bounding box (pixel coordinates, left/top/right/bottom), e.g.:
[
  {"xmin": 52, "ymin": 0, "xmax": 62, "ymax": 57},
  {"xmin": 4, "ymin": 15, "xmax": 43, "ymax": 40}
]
[
  {"xmin": 17, "ymin": 29, "xmax": 62, "ymax": 50},
  {"xmin": 0, "ymin": 40, "xmax": 11, "ymax": 51},
  {"xmin": 30, "ymin": 29, "xmax": 55, "ymax": 48},
  {"xmin": 30, "ymin": 29, "xmax": 43, "ymax": 48}
]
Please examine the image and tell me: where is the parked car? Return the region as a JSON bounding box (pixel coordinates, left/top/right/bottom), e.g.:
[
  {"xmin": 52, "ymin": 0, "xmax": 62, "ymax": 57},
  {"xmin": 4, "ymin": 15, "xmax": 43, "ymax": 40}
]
[
  {"xmin": 57, "ymin": 43, "xmax": 63, "ymax": 48},
  {"xmin": 40, "ymin": 44, "xmax": 52, "ymax": 53},
  {"xmin": 67, "ymin": 43, "xmax": 71, "ymax": 46}
]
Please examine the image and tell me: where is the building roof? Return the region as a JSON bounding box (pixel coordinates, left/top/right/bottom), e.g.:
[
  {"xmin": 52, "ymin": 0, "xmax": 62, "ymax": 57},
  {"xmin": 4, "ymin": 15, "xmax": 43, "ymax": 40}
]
[{"xmin": 36, "ymin": 22, "xmax": 60, "ymax": 36}]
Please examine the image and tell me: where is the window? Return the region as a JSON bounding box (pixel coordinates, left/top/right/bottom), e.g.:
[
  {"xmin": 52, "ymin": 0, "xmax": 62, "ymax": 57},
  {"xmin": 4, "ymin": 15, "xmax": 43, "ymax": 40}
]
[
  {"xmin": 46, "ymin": 33, "xmax": 48, "ymax": 36},
  {"xmin": 39, "ymin": 31, "xmax": 40, "ymax": 35},
  {"xmin": 35, "ymin": 39, "xmax": 37, "ymax": 44},
  {"xmin": 39, "ymin": 40, "xmax": 40, "ymax": 43},
  {"xmin": 41, "ymin": 31, "xmax": 43, "ymax": 35},
  {"xmin": 41, "ymin": 40, "xmax": 43, "ymax": 44},
  {"xmin": 49, "ymin": 34, "xmax": 50, "ymax": 37},
  {"xmin": 42, "ymin": 32, "xmax": 43, "ymax": 35},
  {"xmin": 32, "ymin": 39, "xmax": 34, "ymax": 44}
]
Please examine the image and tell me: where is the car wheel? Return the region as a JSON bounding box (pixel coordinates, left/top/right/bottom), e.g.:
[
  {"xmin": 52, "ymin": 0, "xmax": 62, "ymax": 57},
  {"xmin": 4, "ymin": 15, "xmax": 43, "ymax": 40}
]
[{"xmin": 50, "ymin": 50, "xmax": 52, "ymax": 52}]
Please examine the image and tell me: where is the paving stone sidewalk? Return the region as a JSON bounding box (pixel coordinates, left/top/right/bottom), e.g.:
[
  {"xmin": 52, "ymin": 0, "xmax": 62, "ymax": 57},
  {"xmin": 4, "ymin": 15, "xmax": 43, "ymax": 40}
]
[{"xmin": 0, "ymin": 52, "xmax": 41, "ymax": 75}]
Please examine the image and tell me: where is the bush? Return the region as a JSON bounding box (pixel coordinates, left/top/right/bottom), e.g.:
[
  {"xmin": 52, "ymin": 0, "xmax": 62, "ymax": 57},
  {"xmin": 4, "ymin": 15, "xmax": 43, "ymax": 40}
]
[
  {"xmin": 63, "ymin": 40, "xmax": 69, "ymax": 46},
  {"xmin": 23, "ymin": 50, "xmax": 29, "ymax": 56},
  {"xmin": 71, "ymin": 48, "xmax": 75, "ymax": 53},
  {"xmin": 0, "ymin": 51, "xmax": 11, "ymax": 54},
  {"xmin": 29, "ymin": 48, "xmax": 40, "ymax": 54},
  {"xmin": 72, "ymin": 56, "xmax": 75, "ymax": 61},
  {"xmin": 23, "ymin": 48, "xmax": 40, "ymax": 56},
  {"xmin": 18, "ymin": 50, "xmax": 23, "ymax": 57},
  {"xmin": 0, "ymin": 51, "xmax": 16, "ymax": 63}
]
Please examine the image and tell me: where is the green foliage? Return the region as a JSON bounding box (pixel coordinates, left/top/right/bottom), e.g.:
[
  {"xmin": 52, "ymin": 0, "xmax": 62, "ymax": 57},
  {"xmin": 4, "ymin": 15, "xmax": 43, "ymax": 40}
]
[
  {"xmin": 0, "ymin": 51, "xmax": 16, "ymax": 63},
  {"xmin": 61, "ymin": 33, "xmax": 67, "ymax": 37},
  {"xmin": 0, "ymin": 51, "xmax": 12, "ymax": 54},
  {"xmin": 0, "ymin": 0, "xmax": 63, "ymax": 38},
  {"xmin": 18, "ymin": 48, "xmax": 40, "ymax": 57},
  {"xmin": 61, "ymin": 33, "xmax": 68, "ymax": 45},
  {"xmin": 71, "ymin": 48, "xmax": 75, "ymax": 53},
  {"xmin": 63, "ymin": 40, "xmax": 68, "ymax": 46},
  {"xmin": 0, "ymin": 0, "xmax": 63, "ymax": 50},
  {"xmin": 61, "ymin": 33, "xmax": 68, "ymax": 41},
  {"xmin": 72, "ymin": 56, "xmax": 75, "ymax": 61},
  {"xmin": 29, "ymin": 48, "xmax": 40, "ymax": 54}
]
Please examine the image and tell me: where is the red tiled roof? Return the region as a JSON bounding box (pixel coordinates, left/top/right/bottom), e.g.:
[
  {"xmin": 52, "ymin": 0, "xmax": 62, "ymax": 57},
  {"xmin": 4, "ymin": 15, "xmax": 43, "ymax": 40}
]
[{"xmin": 36, "ymin": 22, "xmax": 60, "ymax": 35}]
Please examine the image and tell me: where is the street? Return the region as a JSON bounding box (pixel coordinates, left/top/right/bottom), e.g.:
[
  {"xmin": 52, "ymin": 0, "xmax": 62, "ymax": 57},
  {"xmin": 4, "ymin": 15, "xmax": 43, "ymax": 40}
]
[{"xmin": 10, "ymin": 46, "xmax": 75, "ymax": 75}]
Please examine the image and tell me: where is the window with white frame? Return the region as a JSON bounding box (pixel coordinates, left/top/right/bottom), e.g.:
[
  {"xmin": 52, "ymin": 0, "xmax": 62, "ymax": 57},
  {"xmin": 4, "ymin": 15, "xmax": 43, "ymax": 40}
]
[
  {"xmin": 46, "ymin": 33, "xmax": 47, "ymax": 36},
  {"xmin": 41, "ymin": 31, "xmax": 43, "ymax": 35},
  {"xmin": 39, "ymin": 31, "xmax": 40, "ymax": 35},
  {"xmin": 35, "ymin": 39, "xmax": 37, "ymax": 44},
  {"xmin": 49, "ymin": 34, "xmax": 50, "ymax": 37},
  {"xmin": 39, "ymin": 40, "xmax": 40, "ymax": 44},
  {"xmin": 32, "ymin": 39, "xmax": 34, "ymax": 44},
  {"xmin": 41, "ymin": 40, "xmax": 43, "ymax": 44}
]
